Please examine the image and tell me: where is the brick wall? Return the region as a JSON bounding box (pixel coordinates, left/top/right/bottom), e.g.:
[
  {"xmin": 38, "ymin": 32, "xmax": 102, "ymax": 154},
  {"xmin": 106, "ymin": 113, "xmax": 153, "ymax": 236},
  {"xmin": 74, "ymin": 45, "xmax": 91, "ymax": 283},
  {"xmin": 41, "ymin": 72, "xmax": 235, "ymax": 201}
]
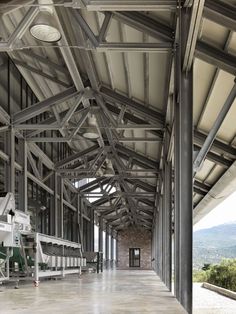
[{"xmin": 117, "ymin": 227, "xmax": 151, "ymax": 269}]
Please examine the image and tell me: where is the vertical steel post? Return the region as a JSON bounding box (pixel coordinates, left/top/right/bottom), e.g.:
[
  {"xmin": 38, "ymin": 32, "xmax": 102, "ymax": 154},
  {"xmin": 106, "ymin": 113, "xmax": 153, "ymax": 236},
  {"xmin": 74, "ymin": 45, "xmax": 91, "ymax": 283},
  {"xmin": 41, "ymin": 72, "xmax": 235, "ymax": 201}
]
[
  {"xmin": 162, "ymin": 182, "xmax": 166, "ymax": 284},
  {"xmin": 174, "ymin": 6, "xmax": 193, "ymax": 313},
  {"xmin": 164, "ymin": 132, "xmax": 172, "ymax": 291},
  {"xmin": 159, "ymin": 195, "xmax": 163, "ymax": 280},
  {"xmin": 116, "ymin": 235, "xmax": 118, "ymax": 267},
  {"xmin": 76, "ymin": 194, "xmax": 82, "ymax": 245},
  {"xmin": 60, "ymin": 177, "xmax": 64, "ymax": 238},
  {"xmin": 179, "ymin": 70, "xmax": 193, "ymax": 314},
  {"xmin": 156, "ymin": 209, "xmax": 160, "ymax": 275},
  {"xmin": 105, "ymin": 225, "xmax": 109, "ymax": 268},
  {"xmin": 79, "ymin": 196, "xmax": 84, "ymax": 250},
  {"xmin": 54, "ymin": 172, "xmax": 58, "ymax": 237},
  {"xmin": 110, "ymin": 232, "xmax": 114, "ymax": 268},
  {"xmin": 90, "ymin": 208, "xmax": 94, "ymax": 251},
  {"xmin": 164, "ymin": 159, "xmax": 172, "ymax": 291},
  {"xmin": 98, "ymin": 216, "xmax": 103, "ymax": 253},
  {"xmin": 18, "ymin": 139, "xmax": 28, "ymax": 212},
  {"xmin": 174, "ymin": 25, "xmax": 181, "ymax": 302},
  {"xmin": 5, "ymin": 128, "xmax": 15, "ymax": 193}
]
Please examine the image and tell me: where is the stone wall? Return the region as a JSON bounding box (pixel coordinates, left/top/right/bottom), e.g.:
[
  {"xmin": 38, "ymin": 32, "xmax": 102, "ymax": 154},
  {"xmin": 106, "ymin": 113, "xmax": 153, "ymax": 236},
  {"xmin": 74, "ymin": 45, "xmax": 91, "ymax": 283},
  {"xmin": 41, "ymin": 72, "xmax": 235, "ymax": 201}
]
[{"xmin": 117, "ymin": 227, "xmax": 152, "ymax": 269}]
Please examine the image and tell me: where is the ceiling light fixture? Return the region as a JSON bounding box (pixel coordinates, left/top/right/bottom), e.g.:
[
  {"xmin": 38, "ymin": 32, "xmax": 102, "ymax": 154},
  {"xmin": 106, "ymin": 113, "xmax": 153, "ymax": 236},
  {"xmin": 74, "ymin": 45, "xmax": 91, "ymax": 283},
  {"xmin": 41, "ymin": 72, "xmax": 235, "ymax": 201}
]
[
  {"xmin": 30, "ymin": 24, "xmax": 61, "ymax": 43},
  {"xmin": 30, "ymin": 1, "xmax": 61, "ymax": 43},
  {"xmin": 83, "ymin": 114, "xmax": 100, "ymax": 140}
]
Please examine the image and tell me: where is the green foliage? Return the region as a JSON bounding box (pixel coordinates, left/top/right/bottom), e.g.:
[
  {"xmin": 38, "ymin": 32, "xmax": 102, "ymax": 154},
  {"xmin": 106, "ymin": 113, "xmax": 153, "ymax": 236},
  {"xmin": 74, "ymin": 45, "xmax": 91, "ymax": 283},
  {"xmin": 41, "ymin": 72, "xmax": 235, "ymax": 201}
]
[
  {"xmin": 193, "ymin": 259, "xmax": 236, "ymax": 292},
  {"xmin": 193, "ymin": 269, "xmax": 208, "ymax": 282},
  {"xmin": 202, "ymin": 263, "xmax": 211, "ymax": 271},
  {"xmin": 206, "ymin": 259, "xmax": 236, "ymax": 292}
]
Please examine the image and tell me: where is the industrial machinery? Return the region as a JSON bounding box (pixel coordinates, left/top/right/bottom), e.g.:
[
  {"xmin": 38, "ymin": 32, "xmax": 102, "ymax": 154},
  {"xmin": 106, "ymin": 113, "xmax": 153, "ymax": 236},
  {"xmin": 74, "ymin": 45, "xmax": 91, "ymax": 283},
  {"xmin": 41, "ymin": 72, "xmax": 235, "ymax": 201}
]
[
  {"xmin": 83, "ymin": 251, "xmax": 103, "ymax": 273},
  {"xmin": 0, "ymin": 192, "xmax": 31, "ymax": 282},
  {"xmin": 0, "ymin": 193, "xmax": 86, "ymax": 285}
]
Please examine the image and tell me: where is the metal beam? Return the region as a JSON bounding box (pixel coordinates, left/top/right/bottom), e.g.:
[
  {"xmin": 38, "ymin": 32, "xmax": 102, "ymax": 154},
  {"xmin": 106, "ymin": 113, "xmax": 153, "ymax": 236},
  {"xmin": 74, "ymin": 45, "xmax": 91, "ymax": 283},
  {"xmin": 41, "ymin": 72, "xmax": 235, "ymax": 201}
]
[
  {"xmin": 84, "ymin": 0, "xmax": 177, "ymax": 11},
  {"xmin": 194, "ymin": 130, "xmax": 236, "ymax": 157},
  {"xmin": 13, "ymin": 86, "xmax": 78, "ymax": 124},
  {"xmin": 118, "ymin": 137, "xmax": 161, "ymax": 143},
  {"xmin": 194, "ymin": 81, "xmax": 236, "ymax": 172},
  {"xmin": 55, "ymin": 5, "xmax": 90, "ymax": 108},
  {"xmin": 113, "ymin": 11, "xmax": 236, "ymax": 75},
  {"xmin": 0, "ymin": 0, "xmax": 34, "ymax": 15},
  {"xmin": 112, "ymin": 11, "xmax": 173, "ymax": 41},
  {"xmin": 21, "ymin": 50, "xmax": 69, "ymax": 76},
  {"xmin": 72, "ymin": 10, "xmax": 99, "ymax": 47},
  {"xmin": 97, "ymin": 42, "xmax": 172, "ymax": 52},
  {"xmin": 204, "ymin": 0, "xmax": 236, "ymax": 32},
  {"xmin": 116, "ymin": 144, "xmax": 158, "ymax": 169},
  {"xmin": 100, "ymin": 86, "xmax": 164, "ymax": 126},
  {"xmin": 107, "ymin": 98, "xmax": 235, "ymax": 159},
  {"xmin": 194, "ymin": 144, "xmax": 232, "ymax": 168},
  {"xmin": 79, "ymin": 177, "xmax": 111, "ymax": 192},
  {"xmin": 182, "ymin": 0, "xmax": 205, "ymax": 71},
  {"xmin": 28, "ymin": 142, "xmax": 54, "ymax": 170},
  {"xmin": 195, "ymin": 41, "xmax": 236, "ymax": 76},
  {"xmin": 55, "ymin": 144, "xmax": 99, "ymax": 168},
  {"xmin": 175, "ymin": 7, "xmax": 193, "ymax": 313},
  {"xmin": 106, "ymin": 102, "xmax": 163, "ymax": 138},
  {"xmin": 98, "ymin": 12, "xmax": 112, "ymax": 42},
  {"xmin": 8, "ymin": 6, "xmax": 38, "ymax": 47},
  {"xmin": 11, "ymin": 58, "xmax": 70, "ymax": 88},
  {"xmin": 125, "ymin": 178, "xmax": 156, "ymax": 192}
]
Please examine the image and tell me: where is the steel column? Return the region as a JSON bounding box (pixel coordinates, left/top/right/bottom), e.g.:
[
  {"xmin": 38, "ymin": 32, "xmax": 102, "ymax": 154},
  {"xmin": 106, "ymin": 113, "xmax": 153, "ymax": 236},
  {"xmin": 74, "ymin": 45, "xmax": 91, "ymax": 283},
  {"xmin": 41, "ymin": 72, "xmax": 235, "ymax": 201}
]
[
  {"xmin": 110, "ymin": 233, "xmax": 114, "ymax": 267},
  {"xmin": 164, "ymin": 158, "xmax": 172, "ymax": 291},
  {"xmin": 18, "ymin": 139, "xmax": 28, "ymax": 212},
  {"xmin": 174, "ymin": 6, "xmax": 193, "ymax": 313},
  {"xmin": 5, "ymin": 128, "xmax": 15, "ymax": 193},
  {"xmin": 79, "ymin": 196, "xmax": 84, "ymax": 251},
  {"xmin": 179, "ymin": 63, "xmax": 193, "ymax": 314},
  {"xmin": 54, "ymin": 172, "xmax": 58, "ymax": 237},
  {"xmin": 163, "ymin": 130, "xmax": 172, "ymax": 291},
  {"xmin": 159, "ymin": 195, "xmax": 163, "ymax": 280},
  {"xmin": 98, "ymin": 216, "xmax": 103, "ymax": 253},
  {"xmin": 105, "ymin": 225, "xmax": 109, "ymax": 268},
  {"xmin": 60, "ymin": 177, "xmax": 64, "ymax": 238},
  {"xmin": 90, "ymin": 208, "xmax": 95, "ymax": 251}
]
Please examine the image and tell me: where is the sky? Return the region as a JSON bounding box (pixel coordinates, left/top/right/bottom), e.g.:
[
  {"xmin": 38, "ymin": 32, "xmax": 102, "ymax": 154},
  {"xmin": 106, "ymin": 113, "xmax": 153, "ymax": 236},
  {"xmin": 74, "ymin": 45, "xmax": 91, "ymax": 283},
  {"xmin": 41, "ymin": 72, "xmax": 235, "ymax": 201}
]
[{"xmin": 193, "ymin": 190, "xmax": 236, "ymax": 232}]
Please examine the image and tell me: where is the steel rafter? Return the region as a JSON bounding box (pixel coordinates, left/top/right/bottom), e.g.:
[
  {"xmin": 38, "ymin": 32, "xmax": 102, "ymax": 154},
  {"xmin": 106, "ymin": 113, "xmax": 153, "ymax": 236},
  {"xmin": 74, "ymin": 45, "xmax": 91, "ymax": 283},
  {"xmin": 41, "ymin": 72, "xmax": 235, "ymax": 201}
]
[
  {"xmin": 204, "ymin": 0, "xmax": 236, "ymax": 32},
  {"xmin": 99, "ymin": 86, "xmax": 165, "ymax": 126},
  {"xmin": 112, "ymin": 10, "xmax": 236, "ymax": 75},
  {"xmin": 13, "ymin": 87, "xmax": 79, "ymax": 124},
  {"xmin": 55, "ymin": 144, "xmax": 100, "ymax": 168},
  {"xmin": 194, "ymin": 82, "xmax": 236, "ymax": 172}
]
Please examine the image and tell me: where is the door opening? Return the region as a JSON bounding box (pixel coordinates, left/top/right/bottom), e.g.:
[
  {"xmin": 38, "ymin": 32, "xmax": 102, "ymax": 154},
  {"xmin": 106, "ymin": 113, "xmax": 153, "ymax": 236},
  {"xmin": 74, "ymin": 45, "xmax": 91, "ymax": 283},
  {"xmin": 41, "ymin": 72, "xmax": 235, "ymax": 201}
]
[{"xmin": 129, "ymin": 248, "xmax": 140, "ymax": 267}]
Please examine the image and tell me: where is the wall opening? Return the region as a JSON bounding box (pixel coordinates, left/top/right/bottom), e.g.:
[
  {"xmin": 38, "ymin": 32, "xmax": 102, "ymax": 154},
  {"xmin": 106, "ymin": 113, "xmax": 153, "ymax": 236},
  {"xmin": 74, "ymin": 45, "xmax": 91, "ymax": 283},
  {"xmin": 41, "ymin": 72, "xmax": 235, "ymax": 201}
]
[{"xmin": 129, "ymin": 248, "xmax": 140, "ymax": 267}]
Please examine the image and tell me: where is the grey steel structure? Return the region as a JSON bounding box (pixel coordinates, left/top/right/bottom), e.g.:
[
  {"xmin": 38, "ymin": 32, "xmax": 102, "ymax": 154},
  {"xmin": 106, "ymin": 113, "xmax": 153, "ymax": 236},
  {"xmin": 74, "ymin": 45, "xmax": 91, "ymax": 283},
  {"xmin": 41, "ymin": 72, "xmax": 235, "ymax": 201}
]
[{"xmin": 0, "ymin": 1, "xmax": 236, "ymax": 313}]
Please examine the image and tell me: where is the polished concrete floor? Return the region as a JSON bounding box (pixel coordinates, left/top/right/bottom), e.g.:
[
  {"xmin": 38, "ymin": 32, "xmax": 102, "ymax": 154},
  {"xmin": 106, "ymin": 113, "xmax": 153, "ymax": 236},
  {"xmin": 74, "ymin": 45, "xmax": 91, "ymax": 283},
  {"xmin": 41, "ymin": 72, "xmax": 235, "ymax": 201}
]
[{"xmin": 0, "ymin": 270, "xmax": 186, "ymax": 314}]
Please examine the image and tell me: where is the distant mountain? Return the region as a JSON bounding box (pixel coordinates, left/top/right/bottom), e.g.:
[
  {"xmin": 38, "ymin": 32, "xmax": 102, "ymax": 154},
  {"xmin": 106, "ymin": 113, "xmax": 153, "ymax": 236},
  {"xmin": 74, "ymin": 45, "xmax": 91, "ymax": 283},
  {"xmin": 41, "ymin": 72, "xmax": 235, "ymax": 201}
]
[{"xmin": 193, "ymin": 223, "xmax": 236, "ymax": 269}]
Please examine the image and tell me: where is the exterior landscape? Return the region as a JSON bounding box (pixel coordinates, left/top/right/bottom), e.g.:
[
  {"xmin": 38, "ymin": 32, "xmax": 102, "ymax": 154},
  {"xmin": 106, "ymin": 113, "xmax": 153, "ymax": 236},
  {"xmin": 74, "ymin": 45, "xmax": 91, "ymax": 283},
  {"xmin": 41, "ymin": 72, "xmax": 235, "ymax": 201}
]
[{"xmin": 193, "ymin": 223, "xmax": 236, "ymax": 269}]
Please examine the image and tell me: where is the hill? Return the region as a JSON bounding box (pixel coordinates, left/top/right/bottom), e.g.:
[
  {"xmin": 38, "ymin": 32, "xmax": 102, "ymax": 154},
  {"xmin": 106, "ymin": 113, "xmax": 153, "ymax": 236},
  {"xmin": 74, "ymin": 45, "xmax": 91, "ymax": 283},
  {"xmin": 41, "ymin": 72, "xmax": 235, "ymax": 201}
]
[{"xmin": 193, "ymin": 223, "xmax": 236, "ymax": 269}]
